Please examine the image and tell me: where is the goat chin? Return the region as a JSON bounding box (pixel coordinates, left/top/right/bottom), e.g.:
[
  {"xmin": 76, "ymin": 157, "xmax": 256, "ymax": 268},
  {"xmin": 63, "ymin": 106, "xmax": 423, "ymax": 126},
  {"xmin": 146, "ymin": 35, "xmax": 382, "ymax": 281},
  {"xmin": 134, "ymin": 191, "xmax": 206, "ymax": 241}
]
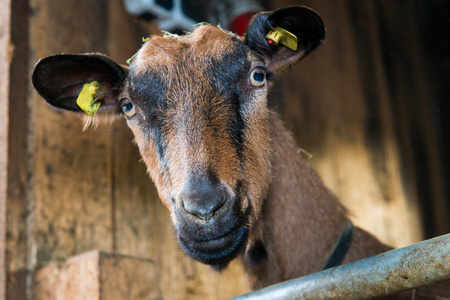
[
  {"xmin": 174, "ymin": 204, "xmax": 251, "ymax": 266},
  {"xmin": 177, "ymin": 223, "xmax": 249, "ymax": 267}
]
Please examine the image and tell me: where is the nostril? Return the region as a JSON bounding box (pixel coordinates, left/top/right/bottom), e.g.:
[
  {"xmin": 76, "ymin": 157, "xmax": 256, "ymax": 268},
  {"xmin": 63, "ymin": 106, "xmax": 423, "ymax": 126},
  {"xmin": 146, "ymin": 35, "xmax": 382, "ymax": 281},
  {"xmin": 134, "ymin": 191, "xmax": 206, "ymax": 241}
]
[
  {"xmin": 183, "ymin": 198, "xmax": 225, "ymax": 219},
  {"xmin": 211, "ymin": 196, "xmax": 227, "ymax": 214},
  {"xmin": 179, "ymin": 185, "xmax": 230, "ymax": 220}
]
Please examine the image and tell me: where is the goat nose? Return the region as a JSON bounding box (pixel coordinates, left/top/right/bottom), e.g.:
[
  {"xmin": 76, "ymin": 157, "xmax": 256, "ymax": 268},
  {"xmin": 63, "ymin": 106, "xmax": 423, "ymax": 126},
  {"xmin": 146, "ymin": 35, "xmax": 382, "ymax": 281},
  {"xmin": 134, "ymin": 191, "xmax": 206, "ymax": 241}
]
[{"xmin": 179, "ymin": 181, "xmax": 229, "ymax": 219}]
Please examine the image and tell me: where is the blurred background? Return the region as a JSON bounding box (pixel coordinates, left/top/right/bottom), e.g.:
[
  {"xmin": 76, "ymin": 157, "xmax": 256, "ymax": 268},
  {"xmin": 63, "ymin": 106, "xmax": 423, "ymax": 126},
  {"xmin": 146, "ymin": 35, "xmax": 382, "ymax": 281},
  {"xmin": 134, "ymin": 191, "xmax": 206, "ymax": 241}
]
[{"xmin": 1, "ymin": 0, "xmax": 449, "ymax": 299}]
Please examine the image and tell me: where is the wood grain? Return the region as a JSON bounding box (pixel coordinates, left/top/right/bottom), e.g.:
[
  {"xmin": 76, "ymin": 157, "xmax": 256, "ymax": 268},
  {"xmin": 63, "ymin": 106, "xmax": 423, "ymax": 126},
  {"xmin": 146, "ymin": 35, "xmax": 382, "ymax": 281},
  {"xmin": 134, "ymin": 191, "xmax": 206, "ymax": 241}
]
[
  {"xmin": 2, "ymin": 0, "xmax": 30, "ymax": 299},
  {"xmin": 268, "ymin": 0, "xmax": 438, "ymax": 247},
  {"xmin": 34, "ymin": 251, "xmax": 161, "ymax": 300},
  {"xmin": 1, "ymin": 0, "xmax": 446, "ymax": 298},
  {"xmin": 0, "ymin": 1, "xmax": 11, "ymax": 298}
]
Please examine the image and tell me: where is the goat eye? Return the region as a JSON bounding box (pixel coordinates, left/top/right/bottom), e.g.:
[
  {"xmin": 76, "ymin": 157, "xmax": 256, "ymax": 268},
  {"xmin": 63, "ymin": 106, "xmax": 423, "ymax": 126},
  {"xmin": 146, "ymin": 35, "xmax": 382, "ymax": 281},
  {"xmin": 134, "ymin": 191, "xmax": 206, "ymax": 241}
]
[
  {"xmin": 250, "ymin": 68, "xmax": 266, "ymax": 87},
  {"xmin": 121, "ymin": 100, "xmax": 136, "ymax": 118}
]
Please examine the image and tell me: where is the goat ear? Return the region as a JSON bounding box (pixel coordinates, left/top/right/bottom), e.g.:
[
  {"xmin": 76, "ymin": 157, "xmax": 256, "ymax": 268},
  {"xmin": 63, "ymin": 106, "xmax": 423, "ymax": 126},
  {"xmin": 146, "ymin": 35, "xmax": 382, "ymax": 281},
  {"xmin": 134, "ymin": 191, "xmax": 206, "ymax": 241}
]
[
  {"xmin": 32, "ymin": 54, "xmax": 128, "ymax": 115},
  {"xmin": 244, "ymin": 6, "xmax": 325, "ymax": 73}
]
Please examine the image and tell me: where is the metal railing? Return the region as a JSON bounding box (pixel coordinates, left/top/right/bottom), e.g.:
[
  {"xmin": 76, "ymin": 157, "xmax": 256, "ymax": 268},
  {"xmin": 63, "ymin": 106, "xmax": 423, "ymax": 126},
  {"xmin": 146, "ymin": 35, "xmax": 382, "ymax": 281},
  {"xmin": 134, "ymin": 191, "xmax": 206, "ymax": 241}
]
[{"xmin": 230, "ymin": 234, "xmax": 450, "ymax": 299}]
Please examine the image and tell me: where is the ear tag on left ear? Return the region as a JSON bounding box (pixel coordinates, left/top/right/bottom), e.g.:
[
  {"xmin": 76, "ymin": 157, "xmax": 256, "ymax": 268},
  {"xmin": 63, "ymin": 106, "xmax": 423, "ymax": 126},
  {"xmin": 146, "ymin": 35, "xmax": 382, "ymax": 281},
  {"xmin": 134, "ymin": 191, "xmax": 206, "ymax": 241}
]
[
  {"xmin": 265, "ymin": 27, "xmax": 298, "ymax": 51},
  {"xmin": 76, "ymin": 81, "xmax": 105, "ymax": 116}
]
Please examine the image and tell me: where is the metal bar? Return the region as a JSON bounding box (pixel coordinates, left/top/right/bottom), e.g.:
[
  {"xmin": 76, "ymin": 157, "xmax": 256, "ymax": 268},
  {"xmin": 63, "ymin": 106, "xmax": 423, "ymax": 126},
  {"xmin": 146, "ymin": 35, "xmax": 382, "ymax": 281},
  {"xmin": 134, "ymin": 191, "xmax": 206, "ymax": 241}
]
[{"xmin": 230, "ymin": 234, "xmax": 450, "ymax": 300}]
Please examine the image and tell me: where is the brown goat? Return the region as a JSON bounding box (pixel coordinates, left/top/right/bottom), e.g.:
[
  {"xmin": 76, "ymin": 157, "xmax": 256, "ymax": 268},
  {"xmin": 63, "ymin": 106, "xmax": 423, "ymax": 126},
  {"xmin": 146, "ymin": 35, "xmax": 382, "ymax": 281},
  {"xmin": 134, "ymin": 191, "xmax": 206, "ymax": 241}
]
[{"xmin": 32, "ymin": 6, "xmax": 449, "ymax": 299}]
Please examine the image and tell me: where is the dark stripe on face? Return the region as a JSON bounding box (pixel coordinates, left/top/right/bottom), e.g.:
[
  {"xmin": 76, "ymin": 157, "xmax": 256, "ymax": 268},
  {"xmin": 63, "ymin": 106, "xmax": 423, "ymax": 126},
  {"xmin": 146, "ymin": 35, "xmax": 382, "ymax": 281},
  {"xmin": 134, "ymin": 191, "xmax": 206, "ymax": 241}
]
[
  {"xmin": 235, "ymin": 180, "xmax": 243, "ymax": 197},
  {"xmin": 128, "ymin": 66, "xmax": 169, "ymax": 110},
  {"xmin": 128, "ymin": 67, "xmax": 172, "ymax": 178},
  {"xmin": 128, "ymin": 38, "xmax": 252, "ymax": 189},
  {"xmin": 154, "ymin": 126, "xmax": 169, "ymax": 173},
  {"xmin": 205, "ymin": 42, "xmax": 250, "ymax": 96},
  {"xmin": 202, "ymin": 42, "xmax": 250, "ymax": 168},
  {"xmin": 206, "ymin": 167, "xmax": 221, "ymax": 186},
  {"xmin": 233, "ymin": 180, "xmax": 245, "ymax": 214},
  {"xmin": 229, "ymin": 93, "xmax": 246, "ymax": 164}
]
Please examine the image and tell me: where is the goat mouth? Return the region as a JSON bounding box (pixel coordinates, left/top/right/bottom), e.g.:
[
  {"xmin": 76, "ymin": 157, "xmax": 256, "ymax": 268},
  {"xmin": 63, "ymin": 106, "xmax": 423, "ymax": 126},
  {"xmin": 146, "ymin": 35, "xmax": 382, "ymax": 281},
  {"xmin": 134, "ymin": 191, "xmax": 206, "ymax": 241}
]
[{"xmin": 177, "ymin": 211, "xmax": 250, "ymax": 266}]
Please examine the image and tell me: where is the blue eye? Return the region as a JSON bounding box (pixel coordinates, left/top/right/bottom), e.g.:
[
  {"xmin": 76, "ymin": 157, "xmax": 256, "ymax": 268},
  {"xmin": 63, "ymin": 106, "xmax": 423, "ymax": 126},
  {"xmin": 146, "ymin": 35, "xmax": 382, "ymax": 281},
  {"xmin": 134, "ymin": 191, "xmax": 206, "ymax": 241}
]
[
  {"xmin": 122, "ymin": 100, "xmax": 136, "ymax": 118},
  {"xmin": 250, "ymin": 68, "xmax": 266, "ymax": 87}
]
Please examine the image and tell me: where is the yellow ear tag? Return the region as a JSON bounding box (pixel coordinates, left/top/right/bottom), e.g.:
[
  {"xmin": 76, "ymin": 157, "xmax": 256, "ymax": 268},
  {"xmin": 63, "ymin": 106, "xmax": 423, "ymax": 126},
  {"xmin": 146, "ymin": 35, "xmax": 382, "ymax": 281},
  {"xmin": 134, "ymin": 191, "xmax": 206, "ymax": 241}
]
[
  {"xmin": 76, "ymin": 81, "xmax": 105, "ymax": 116},
  {"xmin": 265, "ymin": 27, "xmax": 298, "ymax": 51}
]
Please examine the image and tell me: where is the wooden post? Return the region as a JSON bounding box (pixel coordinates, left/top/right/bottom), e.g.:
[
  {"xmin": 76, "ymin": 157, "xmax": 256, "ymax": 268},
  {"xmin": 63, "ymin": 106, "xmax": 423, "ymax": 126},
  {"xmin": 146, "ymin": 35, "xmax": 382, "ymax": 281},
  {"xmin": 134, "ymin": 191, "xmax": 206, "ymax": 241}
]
[
  {"xmin": 1, "ymin": 0, "xmax": 30, "ymax": 299},
  {"xmin": 0, "ymin": 0, "xmax": 11, "ymax": 298},
  {"xmin": 34, "ymin": 251, "xmax": 161, "ymax": 300}
]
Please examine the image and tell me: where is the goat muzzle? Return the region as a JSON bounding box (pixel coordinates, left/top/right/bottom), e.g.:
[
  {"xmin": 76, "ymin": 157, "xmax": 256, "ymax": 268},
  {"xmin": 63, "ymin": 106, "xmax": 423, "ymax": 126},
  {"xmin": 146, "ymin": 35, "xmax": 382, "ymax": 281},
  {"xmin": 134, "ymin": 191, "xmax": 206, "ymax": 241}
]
[{"xmin": 171, "ymin": 180, "xmax": 250, "ymax": 266}]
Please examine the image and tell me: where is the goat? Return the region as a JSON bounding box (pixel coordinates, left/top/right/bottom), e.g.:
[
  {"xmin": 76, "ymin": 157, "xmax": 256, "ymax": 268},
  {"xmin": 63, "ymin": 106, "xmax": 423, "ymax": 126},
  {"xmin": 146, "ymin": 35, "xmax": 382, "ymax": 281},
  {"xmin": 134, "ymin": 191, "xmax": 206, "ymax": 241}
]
[{"xmin": 32, "ymin": 6, "xmax": 449, "ymax": 299}]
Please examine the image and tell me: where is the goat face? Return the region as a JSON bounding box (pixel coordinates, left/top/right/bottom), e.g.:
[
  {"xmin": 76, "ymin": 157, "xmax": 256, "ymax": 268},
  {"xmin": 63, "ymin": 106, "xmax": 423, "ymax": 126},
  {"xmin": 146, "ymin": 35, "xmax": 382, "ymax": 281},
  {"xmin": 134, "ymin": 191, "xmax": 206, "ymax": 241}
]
[
  {"xmin": 32, "ymin": 6, "xmax": 325, "ymax": 267},
  {"xmin": 124, "ymin": 26, "xmax": 272, "ymax": 266}
]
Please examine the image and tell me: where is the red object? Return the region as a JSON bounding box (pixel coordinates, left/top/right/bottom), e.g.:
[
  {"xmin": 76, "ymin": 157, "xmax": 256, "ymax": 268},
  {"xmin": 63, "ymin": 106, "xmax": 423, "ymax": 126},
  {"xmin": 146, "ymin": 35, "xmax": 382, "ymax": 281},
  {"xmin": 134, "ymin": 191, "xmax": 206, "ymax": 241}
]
[
  {"xmin": 229, "ymin": 12, "xmax": 257, "ymax": 36},
  {"xmin": 266, "ymin": 38, "xmax": 277, "ymax": 46}
]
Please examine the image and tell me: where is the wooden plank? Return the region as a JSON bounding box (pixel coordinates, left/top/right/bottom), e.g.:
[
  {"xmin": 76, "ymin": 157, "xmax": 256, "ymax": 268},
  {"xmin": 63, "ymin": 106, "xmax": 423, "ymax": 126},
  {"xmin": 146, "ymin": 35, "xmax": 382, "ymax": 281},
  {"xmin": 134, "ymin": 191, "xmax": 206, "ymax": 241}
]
[
  {"xmin": 29, "ymin": 0, "xmax": 113, "ymax": 268},
  {"xmin": 99, "ymin": 252, "xmax": 161, "ymax": 300},
  {"xmin": 0, "ymin": 0, "xmax": 12, "ymax": 298},
  {"xmin": 377, "ymin": 0, "xmax": 448, "ymax": 237},
  {"xmin": 1, "ymin": 0, "xmax": 30, "ymax": 299},
  {"xmin": 269, "ymin": 0, "xmax": 425, "ymax": 247},
  {"xmin": 34, "ymin": 251, "xmax": 161, "ymax": 300},
  {"xmin": 418, "ymin": 0, "xmax": 450, "ymax": 236},
  {"xmin": 5, "ymin": 270, "xmax": 26, "ymax": 300}
]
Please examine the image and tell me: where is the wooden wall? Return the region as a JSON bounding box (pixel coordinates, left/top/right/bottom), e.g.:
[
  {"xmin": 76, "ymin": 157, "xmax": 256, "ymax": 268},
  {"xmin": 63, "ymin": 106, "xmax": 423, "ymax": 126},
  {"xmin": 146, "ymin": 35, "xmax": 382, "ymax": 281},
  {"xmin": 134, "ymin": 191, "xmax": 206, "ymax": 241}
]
[
  {"xmin": 3, "ymin": 0, "xmax": 30, "ymax": 299},
  {"xmin": 271, "ymin": 0, "xmax": 449, "ymax": 244},
  {"xmin": 0, "ymin": 0, "xmax": 12, "ymax": 298},
  {"xmin": 1, "ymin": 0, "xmax": 448, "ymax": 299}
]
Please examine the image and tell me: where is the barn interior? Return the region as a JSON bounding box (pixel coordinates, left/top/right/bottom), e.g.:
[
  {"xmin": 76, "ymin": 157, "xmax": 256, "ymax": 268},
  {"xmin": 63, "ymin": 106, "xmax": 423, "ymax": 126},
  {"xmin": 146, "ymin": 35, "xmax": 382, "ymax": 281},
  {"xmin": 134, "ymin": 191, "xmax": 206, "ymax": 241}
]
[{"xmin": 1, "ymin": 0, "xmax": 449, "ymax": 299}]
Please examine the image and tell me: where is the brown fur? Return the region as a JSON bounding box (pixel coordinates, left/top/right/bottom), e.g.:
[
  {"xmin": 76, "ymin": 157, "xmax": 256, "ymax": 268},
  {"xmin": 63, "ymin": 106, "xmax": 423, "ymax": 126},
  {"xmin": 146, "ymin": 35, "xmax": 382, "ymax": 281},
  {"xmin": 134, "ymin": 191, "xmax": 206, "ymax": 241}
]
[
  {"xmin": 127, "ymin": 26, "xmax": 272, "ymax": 223},
  {"xmin": 32, "ymin": 10, "xmax": 450, "ymax": 298},
  {"xmin": 128, "ymin": 28, "xmax": 450, "ymax": 298},
  {"xmin": 136, "ymin": 27, "xmax": 448, "ymax": 298},
  {"xmin": 243, "ymin": 113, "xmax": 386, "ymax": 288}
]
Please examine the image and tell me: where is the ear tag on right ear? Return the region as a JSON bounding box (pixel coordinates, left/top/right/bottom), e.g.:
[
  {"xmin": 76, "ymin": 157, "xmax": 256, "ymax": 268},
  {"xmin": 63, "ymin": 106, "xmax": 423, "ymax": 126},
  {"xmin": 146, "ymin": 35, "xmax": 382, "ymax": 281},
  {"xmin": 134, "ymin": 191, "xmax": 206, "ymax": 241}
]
[
  {"xmin": 265, "ymin": 27, "xmax": 298, "ymax": 51},
  {"xmin": 76, "ymin": 81, "xmax": 105, "ymax": 116}
]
